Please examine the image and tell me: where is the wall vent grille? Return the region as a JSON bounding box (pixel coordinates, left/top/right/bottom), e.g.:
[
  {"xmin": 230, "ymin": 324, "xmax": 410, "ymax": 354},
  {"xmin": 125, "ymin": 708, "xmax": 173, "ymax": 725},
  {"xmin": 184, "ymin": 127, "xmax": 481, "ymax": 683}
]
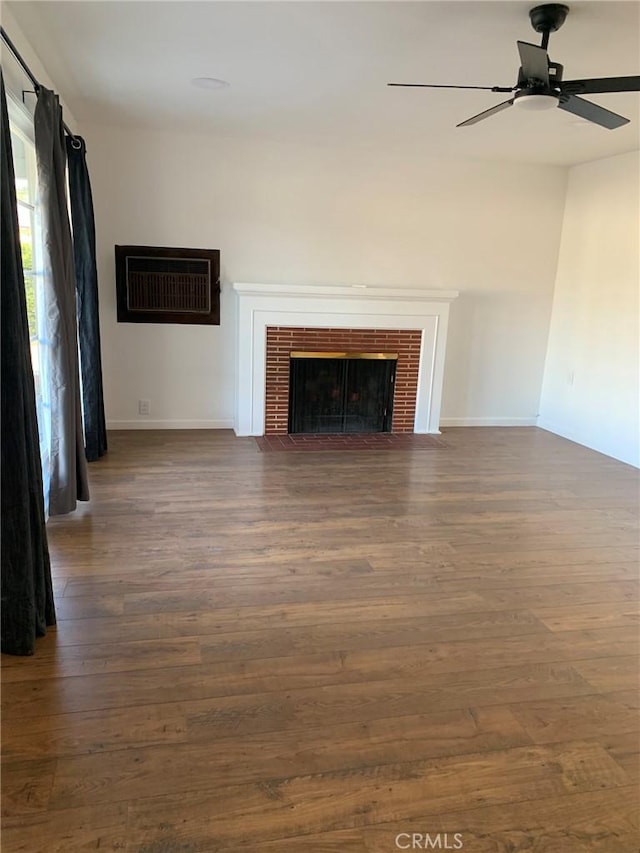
[{"xmin": 115, "ymin": 245, "xmax": 220, "ymax": 325}]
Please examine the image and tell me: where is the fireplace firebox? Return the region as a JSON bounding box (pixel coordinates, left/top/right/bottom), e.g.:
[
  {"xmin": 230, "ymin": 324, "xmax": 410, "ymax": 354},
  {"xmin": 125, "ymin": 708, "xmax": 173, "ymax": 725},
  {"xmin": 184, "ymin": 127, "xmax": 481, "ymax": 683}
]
[{"xmin": 288, "ymin": 352, "xmax": 397, "ymax": 434}]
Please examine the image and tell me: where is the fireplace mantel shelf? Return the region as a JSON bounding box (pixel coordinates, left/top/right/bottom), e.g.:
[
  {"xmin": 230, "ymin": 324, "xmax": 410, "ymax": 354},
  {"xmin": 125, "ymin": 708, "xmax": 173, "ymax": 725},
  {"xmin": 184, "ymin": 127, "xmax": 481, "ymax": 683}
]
[{"xmin": 232, "ymin": 282, "xmax": 459, "ymax": 302}]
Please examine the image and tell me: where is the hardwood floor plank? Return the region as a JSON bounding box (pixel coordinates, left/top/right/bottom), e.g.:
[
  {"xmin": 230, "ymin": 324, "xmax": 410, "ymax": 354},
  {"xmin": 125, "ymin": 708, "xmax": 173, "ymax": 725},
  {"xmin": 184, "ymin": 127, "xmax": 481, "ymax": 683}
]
[
  {"xmin": 50, "ymin": 607, "xmax": 549, "ymax": 651},
  {"xmin": 120, "ymin": 587, "xmax": 492, "ymax": 615},
  {"xmin": 184, "ymin": 663, "xmax": 596, "ymax": 742},
  {"xmin": 602, "ymin": 732, "xmax": 640, "ymax": 784},
  {"xmin": 1, "ymin": 651, "xmax": 597, "ymax": 723},
  {"xmin": 509, "ymin": 694, "xmax": 640, "ymax": 743},
  {"xmin": 54, "ymin": 594, "xmax": 124, "ymax": 619},
  {"xmin": 214, "ymin": 786, "xmax": 640, "ymax": 852},
  {"xmin": 0, "ymin": 705, "xmax": 188, "ymax": 762},
  {"xmin": 4, "ymin": 624, "xmax": 629, "ymax": 700},
  {"xmin": 0, "ymin": 637, "xmax": 201, "ymax": 681},
  {"xmin": 449, "ymin": 531, "xmax": 639, "ymax": 554},
  {"xmin": 572, "ymin": 655, "xmax": 640, "ymax": 693},
  {"xmin": 58, "ymin": 556, "xmax": 378, "ymax": 584},
  {"xmin": 480, "ymin": 579, "xmax": 639, "ymax": 609},
  {"xmin": 125, "ymin": 742, "xmax": 630, "ymax": 850},
  {"xmin": 608, "ymin": 689, "xmax": 640, "ymax": 710},
  {"xmin": 48, "ymin": 705, "xmax": 531, "ymax": 808},
  {"xmin": 0, "ymin": 759, "xmax": 56, "ymax": 817},
  {"xmin": 0, "ymin": 803, "xmax": 128, "ymax": 853},
  {"xmin": 531, "ymin": 602, "xmax": 640, "ymax": 632},
  {"xmin": 367, "ymin": 560, "xmax": 639, "ymax": 588},
  {"xmin": 195, "ymin": 623, "xmax": 635, "ymax": 673},
  {"xmin": 56, "ymin": 565, "xmax": 639, "ymax": 608}
]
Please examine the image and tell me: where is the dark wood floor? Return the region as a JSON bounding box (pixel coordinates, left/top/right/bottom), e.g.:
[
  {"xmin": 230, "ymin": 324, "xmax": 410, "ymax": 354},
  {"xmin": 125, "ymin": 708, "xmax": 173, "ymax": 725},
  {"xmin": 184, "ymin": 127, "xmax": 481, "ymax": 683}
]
[{"xmin": 2, "ymin": 427, "xmax": 638, "ymax": 852}]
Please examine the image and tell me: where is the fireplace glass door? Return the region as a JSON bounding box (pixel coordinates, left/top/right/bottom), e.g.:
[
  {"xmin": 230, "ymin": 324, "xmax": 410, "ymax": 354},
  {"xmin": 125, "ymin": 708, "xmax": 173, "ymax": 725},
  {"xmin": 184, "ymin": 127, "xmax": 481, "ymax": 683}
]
[{"xmin": 288, "ymin": 355, "xmax": 396, "ymax": 434}]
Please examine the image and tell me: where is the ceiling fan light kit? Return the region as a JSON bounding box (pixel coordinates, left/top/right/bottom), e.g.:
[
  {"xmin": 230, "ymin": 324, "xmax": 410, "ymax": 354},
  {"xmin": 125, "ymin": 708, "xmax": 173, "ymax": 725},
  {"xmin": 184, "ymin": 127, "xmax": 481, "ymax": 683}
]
[
  {"xmin": 513, "ymin": 92, "xmax": 558, "ymax": 111},
  {"xmin": 388, "ymin": 3, "xmax": 640, "ymax": 130}
]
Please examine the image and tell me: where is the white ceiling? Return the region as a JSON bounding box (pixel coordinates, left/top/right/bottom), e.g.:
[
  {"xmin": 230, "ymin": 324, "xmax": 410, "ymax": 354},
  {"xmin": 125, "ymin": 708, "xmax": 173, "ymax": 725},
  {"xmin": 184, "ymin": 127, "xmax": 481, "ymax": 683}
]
[{"xmin": 6, "ymin": 0, "xmax": 640, "ymax": 166}]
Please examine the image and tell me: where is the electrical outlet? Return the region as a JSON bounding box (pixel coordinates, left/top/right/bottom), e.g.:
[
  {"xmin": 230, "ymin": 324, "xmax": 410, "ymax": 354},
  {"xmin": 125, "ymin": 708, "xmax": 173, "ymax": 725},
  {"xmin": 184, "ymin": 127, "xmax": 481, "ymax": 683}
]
[{"xmin": 138, "ymin": 399, "xmax": 151, "ymax": 415}]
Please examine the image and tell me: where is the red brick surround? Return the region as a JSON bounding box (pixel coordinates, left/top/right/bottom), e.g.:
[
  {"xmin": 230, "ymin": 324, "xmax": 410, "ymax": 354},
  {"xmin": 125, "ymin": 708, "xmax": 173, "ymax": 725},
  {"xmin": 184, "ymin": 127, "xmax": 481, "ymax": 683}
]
[{"xmin": 265, "ymin": 326, "xmax": 422, "ymax": 435}]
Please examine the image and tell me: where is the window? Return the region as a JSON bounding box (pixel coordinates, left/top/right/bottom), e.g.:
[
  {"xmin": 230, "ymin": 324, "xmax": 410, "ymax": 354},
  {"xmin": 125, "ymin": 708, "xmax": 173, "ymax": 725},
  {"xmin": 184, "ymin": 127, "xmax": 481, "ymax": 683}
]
[
  {"xmin": 11, "ymin": 128, "xmax": 41, "ymax": 380},
  {"xmin": 9, "ymin": 104, "xmax": 52, "ymax": 511}
]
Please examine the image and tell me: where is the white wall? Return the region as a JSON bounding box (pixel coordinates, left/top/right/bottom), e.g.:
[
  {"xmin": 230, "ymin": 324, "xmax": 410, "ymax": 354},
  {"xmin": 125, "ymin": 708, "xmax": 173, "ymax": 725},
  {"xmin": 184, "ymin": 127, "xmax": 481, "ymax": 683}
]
[
  {"xmin": 82, "ymin": 122, "xmax": 567, "ymax": 429},
  {"xmin": 539, "ymin": 151, "xmax": 640, "ymax": 468}
]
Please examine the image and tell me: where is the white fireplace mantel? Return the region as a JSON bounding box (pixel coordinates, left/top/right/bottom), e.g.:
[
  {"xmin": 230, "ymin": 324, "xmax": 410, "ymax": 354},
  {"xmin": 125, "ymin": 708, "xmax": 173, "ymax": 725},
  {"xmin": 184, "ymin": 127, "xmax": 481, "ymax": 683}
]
[{"xmin": 232, "ymin": 282, "xmax": 459, "ymax": 436}]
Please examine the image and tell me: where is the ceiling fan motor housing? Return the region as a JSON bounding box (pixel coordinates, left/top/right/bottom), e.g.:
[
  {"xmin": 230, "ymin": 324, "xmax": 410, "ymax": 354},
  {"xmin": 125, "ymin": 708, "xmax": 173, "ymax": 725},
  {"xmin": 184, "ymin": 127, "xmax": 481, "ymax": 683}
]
[
  {"xmin": 517, "ymin": 61, "xmax": 564, "ymax": 91},
  {"xmin": 529, "ymin": 4, "xmax": 570, "ymax": 34}
]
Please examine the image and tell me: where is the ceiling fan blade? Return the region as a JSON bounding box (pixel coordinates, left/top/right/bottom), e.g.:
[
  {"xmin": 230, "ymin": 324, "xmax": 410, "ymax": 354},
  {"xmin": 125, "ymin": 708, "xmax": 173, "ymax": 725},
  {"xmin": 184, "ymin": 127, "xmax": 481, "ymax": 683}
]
[
  {"xmin": 558, "ymin": 95, "xmax": 629, "ymax": 129},
  {"xmin": 457, "ymin": 98, "xmax": 514, "ymax": 127},
  {"xmin": 561, "ymin": 76, "xmax": 640, "ymax": 95},
  {"xmin": 387, "ymin": 83, "xmax": 514, "ymax": 92},
  {"xmin": 517, "ymin": 41, "xmax": 550, "ymax": 85}
]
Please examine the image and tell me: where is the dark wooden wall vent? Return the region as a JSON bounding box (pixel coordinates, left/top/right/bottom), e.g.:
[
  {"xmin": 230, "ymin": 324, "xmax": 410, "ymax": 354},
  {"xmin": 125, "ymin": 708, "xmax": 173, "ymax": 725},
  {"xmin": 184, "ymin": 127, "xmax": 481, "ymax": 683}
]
[{"xmin": 115, "ymin": 245, "xmax": 220, "ymax": 325}]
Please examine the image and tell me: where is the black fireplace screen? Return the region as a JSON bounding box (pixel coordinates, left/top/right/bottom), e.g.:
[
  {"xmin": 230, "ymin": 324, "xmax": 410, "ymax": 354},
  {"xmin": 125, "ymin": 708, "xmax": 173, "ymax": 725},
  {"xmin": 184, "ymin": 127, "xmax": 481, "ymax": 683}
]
[{"xmin": 288, "ymin": 354, "xmax": 397, "ymax": 434}]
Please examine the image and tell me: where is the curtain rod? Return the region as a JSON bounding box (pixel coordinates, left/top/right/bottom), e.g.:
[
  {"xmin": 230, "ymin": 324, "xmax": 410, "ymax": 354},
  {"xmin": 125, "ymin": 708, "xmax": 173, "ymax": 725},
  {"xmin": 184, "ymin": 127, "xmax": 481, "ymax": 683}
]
[{"xmin": 1, "ymin": 25, "xmax": 79, "ymax": 144}]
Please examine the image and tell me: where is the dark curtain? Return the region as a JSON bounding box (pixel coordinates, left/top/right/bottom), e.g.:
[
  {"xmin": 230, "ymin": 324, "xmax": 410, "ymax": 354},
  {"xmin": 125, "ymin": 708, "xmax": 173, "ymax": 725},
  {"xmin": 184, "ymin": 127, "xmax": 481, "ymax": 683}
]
[
  {"xmin": 66, "ymin": 136, "xmax": 107, "ymax": 462},
  {"xmin": 34, "ymin": 86, "xmax": 89, "ymax": 514},
  {"xmin": 1, "ymin": 73, "xmax": 55, "ymax": 655}
]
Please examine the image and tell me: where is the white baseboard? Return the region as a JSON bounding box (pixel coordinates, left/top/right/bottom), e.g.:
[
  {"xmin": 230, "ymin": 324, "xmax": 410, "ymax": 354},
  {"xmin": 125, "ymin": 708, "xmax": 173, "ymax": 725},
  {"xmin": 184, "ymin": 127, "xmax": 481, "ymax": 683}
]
[
  {"xmin": 109, "ymin": 417, "xmax": 537, "ymax": 431},
  {"xmin": 439, "ymin": 417, "xmax": 538, "ymax": 427},
  {"xmin": 107, "ymin": 419, "xmax": 235, "ymax": 430}
]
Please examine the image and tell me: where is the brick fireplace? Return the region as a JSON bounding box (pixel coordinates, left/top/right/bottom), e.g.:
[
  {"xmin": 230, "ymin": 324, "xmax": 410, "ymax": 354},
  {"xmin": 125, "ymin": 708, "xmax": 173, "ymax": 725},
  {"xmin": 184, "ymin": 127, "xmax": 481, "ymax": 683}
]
[
  {"xmin": 265, "ymin": 326, "xmax": 421, "ymax": 434},
  {"xmin": 232, "ymin": 283, "xmax": 458, "ymax": 436}
]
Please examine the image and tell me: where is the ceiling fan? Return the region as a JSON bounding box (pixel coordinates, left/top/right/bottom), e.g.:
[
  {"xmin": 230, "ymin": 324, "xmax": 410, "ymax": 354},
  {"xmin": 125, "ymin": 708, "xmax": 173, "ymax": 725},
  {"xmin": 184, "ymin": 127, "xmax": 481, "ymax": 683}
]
[{"xmin": 388, "ymin": 3, "xmax": 640, "ymax": 129}]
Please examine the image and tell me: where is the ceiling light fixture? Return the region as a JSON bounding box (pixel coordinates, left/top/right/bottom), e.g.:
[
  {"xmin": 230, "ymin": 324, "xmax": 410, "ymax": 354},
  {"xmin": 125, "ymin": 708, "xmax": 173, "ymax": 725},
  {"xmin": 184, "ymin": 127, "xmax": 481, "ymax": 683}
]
[
  {"xmin": 513, "ymin": 93, "xmax": 558, "ymax": 111},
  {"xmin": 191, "ymin": 77, "xmax": 230, "ymax": 90}
]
